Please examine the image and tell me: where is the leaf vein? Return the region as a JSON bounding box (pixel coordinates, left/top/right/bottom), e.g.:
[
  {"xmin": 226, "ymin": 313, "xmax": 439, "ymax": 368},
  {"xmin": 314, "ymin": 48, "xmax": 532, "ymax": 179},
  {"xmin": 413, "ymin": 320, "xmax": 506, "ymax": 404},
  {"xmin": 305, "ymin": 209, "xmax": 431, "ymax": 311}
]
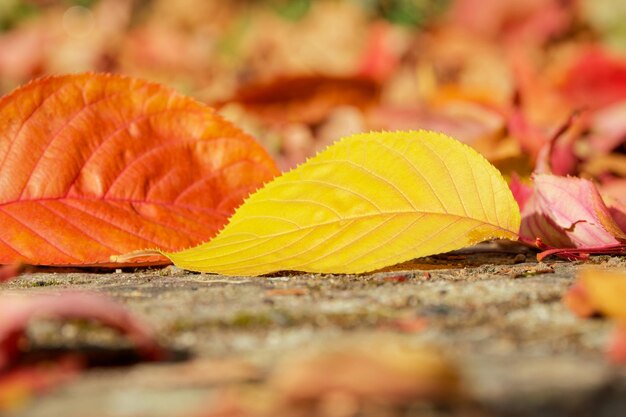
[
  {"xmin": 420, "ymin": 139, "xmax": 469, "ymax": 216},
  {"xmin": 375, "ymin": 140, "xmax": 448, "ymax": 211},
  {"xmin": 17, "ymin": 84, "xmax": 152, "ymax": 199},
  {"xmin": 306, "ymin": 159, "xmax": 416, "ymax": 210},
  {"xmin": 0, "ymin": 206, "xmax": 79, "ymax": 261},
  {"xmin": 36, "ymin": 201, "xmax": 118, "ymax": 253}
]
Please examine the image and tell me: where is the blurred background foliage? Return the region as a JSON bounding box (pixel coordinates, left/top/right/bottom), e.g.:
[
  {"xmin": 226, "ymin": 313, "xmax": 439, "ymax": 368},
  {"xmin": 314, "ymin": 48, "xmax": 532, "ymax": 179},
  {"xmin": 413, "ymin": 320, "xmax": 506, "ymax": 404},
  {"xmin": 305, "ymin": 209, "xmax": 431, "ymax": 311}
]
[
  {"xmin": 0, "ymin": 0, "xmax": 624, "ymax": 97},
  {"xmin": 0, "ymin": 0, "xmax": 460, "ymax": 96},
  {"xmin": 2, "ymin": 0, "xmax": 626, "ymax": 172}
]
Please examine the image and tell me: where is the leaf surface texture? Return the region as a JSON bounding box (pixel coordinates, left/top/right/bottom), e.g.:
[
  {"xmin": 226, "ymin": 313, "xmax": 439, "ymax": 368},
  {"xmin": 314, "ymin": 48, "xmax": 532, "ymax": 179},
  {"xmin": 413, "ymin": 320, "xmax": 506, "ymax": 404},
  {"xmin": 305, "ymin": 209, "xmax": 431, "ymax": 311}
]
[
  {"xmin": 0, "ymin": 74, "xmax": 278, "ymax": 265},
  {"xmin": 166, "ymin": 131, "xmax": 520, "ymax": 275}
]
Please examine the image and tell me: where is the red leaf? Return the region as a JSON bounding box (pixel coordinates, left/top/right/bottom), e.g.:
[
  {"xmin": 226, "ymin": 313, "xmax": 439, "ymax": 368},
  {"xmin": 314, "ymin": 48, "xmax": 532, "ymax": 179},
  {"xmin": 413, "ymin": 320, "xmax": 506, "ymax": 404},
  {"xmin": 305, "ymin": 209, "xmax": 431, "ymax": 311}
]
[
  {"xmin": 560, "ymin": 47, "xmax": 626, "ymax": 110},
  {"xmin": 0, "ymin": 291, "xmax": 164, "ymax": 372},
  {"xmin": 357, "ymin": 21, "xmax": 400, "ymax": 82},
  {"xmin": 0, "ymin": 74, "xmax": 279, "ymax": 265},
  {"xmin": 519, "ymin": 174, "xmax": 626, "ymax": 258}
]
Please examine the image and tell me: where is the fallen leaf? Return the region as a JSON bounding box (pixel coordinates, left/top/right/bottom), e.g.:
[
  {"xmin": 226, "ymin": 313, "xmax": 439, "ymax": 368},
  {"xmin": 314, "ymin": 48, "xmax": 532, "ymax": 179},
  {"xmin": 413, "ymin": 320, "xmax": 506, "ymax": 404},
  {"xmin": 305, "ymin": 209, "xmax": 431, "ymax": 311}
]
[
  {"xmin": 518, "ymin": 174, "xmax": 626, "ymax": 259},
  {"xmin": 563, "ymin": 269, "xmax": 626, "ymax": 364},
  {"xmin": 222, "ymin": 75, "xmax": 380, "ymax": 125},
  {"xmin": 559, "ymin": 47, "xmax": 626, "ymax": 110},
  {"xmin": 507, "ymin": 92, "xmax": 580, "ymax": 174},
  {"xmin": 0, "ymin": 291, "xmax": 165, "ymax": 372},
  {"xmin": 562, "ymin": 282, "xmax": 595, "ymax": 318},
  {"xmin": 155, "ymin": 130, "xmax": 520, "ymax": 275},
  {"xmin": 533, "ymin": 112, "xmax": 582, "ymax": 176},
  {"xmin": 564, "ymin": 269, "xmax": 626, "ymax": 320},
  {"xmin": 0, "ymin": 74, "xmax": 278, "ymax": 266},
  {"xmin": 271, "ymin": 340, "xmax": 460, "ymax": 405},
  {"xmin": 509, "ymin": 173, "xmax": 532, "ymax": 212},
  {"xmin": 195, "ymin": 338, "xmax": 461, "ymax": 417}
]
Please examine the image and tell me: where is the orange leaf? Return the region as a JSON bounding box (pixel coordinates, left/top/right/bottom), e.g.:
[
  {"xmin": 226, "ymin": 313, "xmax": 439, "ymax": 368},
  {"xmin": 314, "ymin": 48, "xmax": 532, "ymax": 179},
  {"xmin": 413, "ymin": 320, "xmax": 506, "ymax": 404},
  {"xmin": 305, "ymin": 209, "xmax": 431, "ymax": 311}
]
[
  {"xmin": 562, "ymin": 282, "xmax": 595, "ymax": 318},
  {"xmin": 564, "ymin": 270, "xmax": 626, "ymax": 364},
  {"xmin": 0, "ymin": 74, "xmax": 278, "ymax": 266},
  {"xmin": 224, "ymin": 75, "xmax": 380, "ymax": 125},
  {"xmin": 564, "ymin": 269, "xmax": 626, "ymax": 321}
]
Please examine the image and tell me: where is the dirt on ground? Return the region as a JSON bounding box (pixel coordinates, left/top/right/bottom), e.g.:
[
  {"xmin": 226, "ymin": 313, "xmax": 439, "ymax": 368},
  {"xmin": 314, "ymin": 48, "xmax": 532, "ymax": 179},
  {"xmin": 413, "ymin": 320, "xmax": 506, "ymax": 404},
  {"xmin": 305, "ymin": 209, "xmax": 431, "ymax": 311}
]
[{"xmin": 3, "ymin": 242, "xmax": 626, "ymax": 417}]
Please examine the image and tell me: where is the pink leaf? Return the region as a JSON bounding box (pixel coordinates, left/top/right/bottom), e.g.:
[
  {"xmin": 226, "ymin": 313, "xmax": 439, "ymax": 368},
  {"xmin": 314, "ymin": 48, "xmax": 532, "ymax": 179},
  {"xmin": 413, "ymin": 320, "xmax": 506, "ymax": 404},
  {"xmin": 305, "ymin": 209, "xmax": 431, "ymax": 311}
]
[
  {"xmin": 534, "ymin": 129, "xmax": 580, "ymax": 177},
  {"xmin": 447, "ymin": 0, "xmax": 572, "ymax": 44},
  {"xmin": 509, "ymin": 173, "xmax": 532, "ymax": 212},
  {"xmin": 0, "ymin": 292, "xmax": 164, "ymax": 372},
  {"xmin": 525, "ymin": 110, "xmax": 581, "ymax": 176},
  {"xmin": 519, "ymin": 174, "xmax": 626, "ymax": 258},
  {"xmin": 588, "ymin": 102, "xmax": 626, "ymax": 154}
]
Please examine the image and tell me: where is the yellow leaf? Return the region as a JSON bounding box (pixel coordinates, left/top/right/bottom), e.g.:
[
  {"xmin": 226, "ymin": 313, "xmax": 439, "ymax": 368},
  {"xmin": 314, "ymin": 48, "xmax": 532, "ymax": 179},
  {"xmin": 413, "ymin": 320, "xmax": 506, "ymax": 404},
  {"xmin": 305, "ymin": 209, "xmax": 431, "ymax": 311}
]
[
  {"xmin": 577, "ymin": 269, "xmax": 626, "ymax": 320},
  {"xmin": 164, "ymin": 131, "xmax": 521, "ymax": 275}
]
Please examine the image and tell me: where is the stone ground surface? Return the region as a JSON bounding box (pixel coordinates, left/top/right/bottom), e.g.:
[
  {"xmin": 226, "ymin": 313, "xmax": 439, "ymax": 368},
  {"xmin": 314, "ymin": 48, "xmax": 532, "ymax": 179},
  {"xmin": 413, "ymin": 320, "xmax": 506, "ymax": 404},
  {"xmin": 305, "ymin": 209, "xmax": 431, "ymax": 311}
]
[{"xmin": 2, "ymin": 243, "xmax": 626, "ymax": 417}]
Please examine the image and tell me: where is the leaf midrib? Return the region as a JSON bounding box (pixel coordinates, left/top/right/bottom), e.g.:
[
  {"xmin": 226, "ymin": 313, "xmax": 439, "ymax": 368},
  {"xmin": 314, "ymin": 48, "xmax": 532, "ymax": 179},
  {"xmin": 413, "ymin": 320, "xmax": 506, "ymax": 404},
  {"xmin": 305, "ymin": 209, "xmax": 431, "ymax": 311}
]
[{"xmin": 208, "ymin": 209, "xmax": 518, "ymax": 248}]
